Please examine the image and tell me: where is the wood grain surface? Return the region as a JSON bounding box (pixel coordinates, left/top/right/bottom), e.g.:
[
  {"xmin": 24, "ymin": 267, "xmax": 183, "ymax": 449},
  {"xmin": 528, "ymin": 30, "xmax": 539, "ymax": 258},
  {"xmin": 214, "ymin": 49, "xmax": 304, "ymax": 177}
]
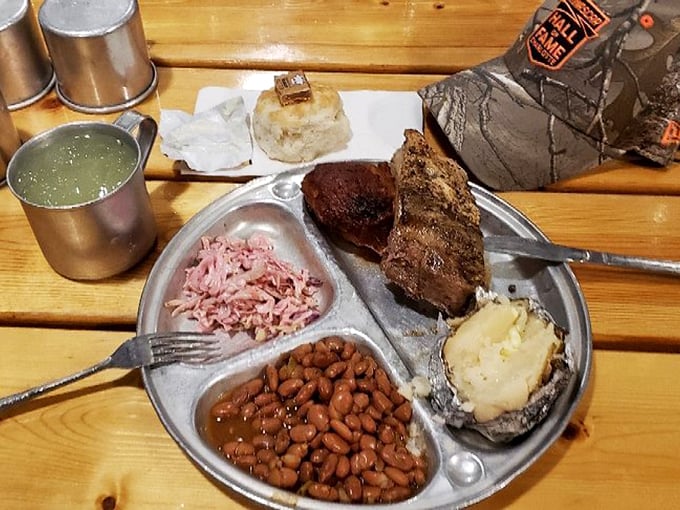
[
  {"xmin": 4, "ymin": 2, "xmax": 679, "ymax": 508},
  {"xmin": 1, "ymin": 327, "xmax": 678, "ymax": 509},
  {"xmin": 1, "ymin": 180, "xmax": 678, "ymax": 351}
]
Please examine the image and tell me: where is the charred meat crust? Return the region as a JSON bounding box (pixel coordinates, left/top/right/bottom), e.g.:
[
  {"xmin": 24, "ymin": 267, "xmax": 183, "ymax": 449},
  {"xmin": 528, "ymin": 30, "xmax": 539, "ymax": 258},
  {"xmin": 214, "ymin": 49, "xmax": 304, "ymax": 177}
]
[
  {"xmin": 301, "ymin": 130, "xmax": 486, "ymax": 317},
  {"xmin": 380, "ymin": 129, "xmax": 486, "ymax": 316},
  {"xmin": 301, "ymin": 161, "xmax": 395, "ymax": 255}
]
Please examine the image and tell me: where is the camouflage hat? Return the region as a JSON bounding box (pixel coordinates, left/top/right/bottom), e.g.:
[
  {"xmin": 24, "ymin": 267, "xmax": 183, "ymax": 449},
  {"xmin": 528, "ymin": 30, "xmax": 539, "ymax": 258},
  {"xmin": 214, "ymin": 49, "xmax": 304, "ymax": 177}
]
[{"xmin": 419, "ymin": 0, "xmax": 680, "ymax": 190}]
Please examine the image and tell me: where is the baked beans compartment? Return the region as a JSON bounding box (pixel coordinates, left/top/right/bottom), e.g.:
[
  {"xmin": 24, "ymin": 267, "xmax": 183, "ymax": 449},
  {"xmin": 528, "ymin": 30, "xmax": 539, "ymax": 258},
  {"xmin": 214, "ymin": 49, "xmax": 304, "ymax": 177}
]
[{"xmin": 195, "ymin": 334, "xmax": 437, "ymax": 505}]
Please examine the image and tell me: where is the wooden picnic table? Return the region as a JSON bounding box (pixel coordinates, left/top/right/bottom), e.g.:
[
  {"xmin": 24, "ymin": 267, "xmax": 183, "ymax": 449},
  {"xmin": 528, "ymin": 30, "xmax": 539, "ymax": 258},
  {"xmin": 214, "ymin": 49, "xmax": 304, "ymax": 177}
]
[{"xmin": 1, "ymin": 1, "xmax": 679, "ymax": 509}]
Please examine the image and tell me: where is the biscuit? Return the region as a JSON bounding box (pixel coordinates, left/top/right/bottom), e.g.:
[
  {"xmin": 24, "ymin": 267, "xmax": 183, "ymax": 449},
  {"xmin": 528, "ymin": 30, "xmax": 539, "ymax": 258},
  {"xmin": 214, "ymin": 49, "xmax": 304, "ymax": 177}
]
[{"xmin": 252, "ymin": 83, "xmax": 351, "ymax": 163}]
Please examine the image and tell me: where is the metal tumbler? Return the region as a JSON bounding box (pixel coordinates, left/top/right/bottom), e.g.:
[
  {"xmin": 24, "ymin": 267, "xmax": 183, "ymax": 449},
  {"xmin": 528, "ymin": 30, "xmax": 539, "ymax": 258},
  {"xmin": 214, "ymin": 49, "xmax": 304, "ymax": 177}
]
[
  {"xmin": 0, "ymin": 0, "xmax": 55, "ymax": 110},
  {"xmin": 38, "ymin": 0, "xmax": 157, "ymax": 114}
]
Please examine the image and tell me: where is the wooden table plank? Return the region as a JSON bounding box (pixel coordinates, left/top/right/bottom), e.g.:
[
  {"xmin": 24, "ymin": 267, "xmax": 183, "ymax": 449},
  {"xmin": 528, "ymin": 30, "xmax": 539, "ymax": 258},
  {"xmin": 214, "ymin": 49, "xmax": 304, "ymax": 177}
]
[
  {"xmin": 1, "ymin": 327, "xmax": 678, "ymax": 509},
  {"xmin": 1, "ymin": 181, "xmax": 679, "ymax": 351},
  {"xmin": 9, "ymin": 67, "xmax": 680, "ymax": 195},
  {"xmin": 136, "ymin": 0, "xmax": 534, "ymax": 73}
]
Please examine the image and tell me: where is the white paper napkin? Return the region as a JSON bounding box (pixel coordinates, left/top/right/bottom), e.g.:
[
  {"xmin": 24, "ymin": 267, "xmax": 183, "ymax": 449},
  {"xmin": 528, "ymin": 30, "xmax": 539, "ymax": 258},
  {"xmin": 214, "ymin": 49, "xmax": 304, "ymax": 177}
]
[
  {"xmin": 163, "ymin": 87, "xmax": 423, "ymax": 177},
  {"xmin": 159, "ymin": 96, "xmax": 252, "ymax": 172}
]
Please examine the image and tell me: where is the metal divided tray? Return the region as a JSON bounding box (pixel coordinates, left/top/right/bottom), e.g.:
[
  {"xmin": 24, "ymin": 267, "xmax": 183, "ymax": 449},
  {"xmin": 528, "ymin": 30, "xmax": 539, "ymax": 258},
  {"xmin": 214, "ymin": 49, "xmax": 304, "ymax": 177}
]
[{"xmin": 138, "ymin": 164, "xmax": 592, "ymax": 509}]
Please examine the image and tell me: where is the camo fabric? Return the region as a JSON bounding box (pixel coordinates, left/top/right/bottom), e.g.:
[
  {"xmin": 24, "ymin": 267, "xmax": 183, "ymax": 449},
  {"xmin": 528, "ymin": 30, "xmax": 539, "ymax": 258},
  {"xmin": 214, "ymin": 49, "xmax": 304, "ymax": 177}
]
[{"xmin": 419, "ymin": 0, "xmax": 680, "ymax": 190}]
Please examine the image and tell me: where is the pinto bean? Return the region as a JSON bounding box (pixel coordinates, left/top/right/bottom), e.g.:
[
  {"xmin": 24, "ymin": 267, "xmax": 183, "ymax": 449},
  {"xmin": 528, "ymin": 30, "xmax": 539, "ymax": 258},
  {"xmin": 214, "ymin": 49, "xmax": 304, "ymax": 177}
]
[
  {"xmin": 390, "ymin": 388, "xmax": 406, "ymax": 406},
  {"xmin": 359, "ymin": 413, "xmax": 377, "ymax": 434},
  {"xmin": 340, "ymin": 341, "xmax": 356, "ymax": 360},
  {"xmin": 299, "ymin": 461, "xmax": 314, "ymax": 482},
  {"xmin": 356, "ymin": 378, "xmax": 375, "ymax": 393},
  {"xmin": 330, "ymin": 419, "xmax": 354, "ymax": 443},
  {"xmin": 353, "ymin": 392, "xmax": 370, "ymax": 410},
  {"xmin": 291, "ymin": 343, "xmax": 313, "ymax": 363},
  {"xmin": 344, "ymin": 475, "xmax": 363, "ymax": 501},
  {"xmin": 372, "ymin": 390, "xmax": 394, "ymax": 414},
  {"xmin": 264, "ymin": 364, "xmax": 279, "ymax": 392},
  {"xmin": 335, "ymin": 454, "xmax": 351, "ymax": 479},
  {"xmin": 322, "ymin": 432, "xmax": 351, "ymax": 455},
  {"xmin": 307, "ymin": 482, "xmax": 339, "ymax": 502},
  {"xmin": 393, "ymin": 401, "xmax": 413, "ymax": 423},
  {"xmin": 410, "ymin": 468, "xmax": 427, "ymax": 486},
  {"xmin": 325, "ymin": 336, "xmax": 345, "ymax": 353},
  {"xmin": 378, "ymin": 424, "xmax": 395, "ymax": 444},
  {"xmin": 252, "ymin": 433, "xmax": 275, "ymax": 450},
  {"xmin": 359, "ymin": 433, "xmax": 378, "ymax": 451},
  {"xmin": 330, "ymin": 390, "xmax": 353, "ymax": 416},
  {"xmin": 211, "ymin": 401, "xmax": 240, "ymax": 419},
  {"xmin": 374, "ymin": 368, "xmax": 392, "ymax": 395},
  {"xmin": 254, "ymin": 391, "xmax": 279, "ymax": 407},
  {"xmin": 274, "ymin": 429, "xmax": 290, "ymax": 454},
  {"xmin": 293, "ymin": 380, "xmax": 317, "ymax": 406},
  {"xmin": 221, "ymin": 441, "xmax": 241, "ymax": 458},
  {"xmin": 380, "ymin": 444, "xmax": 415, "ymax": 471},
  {"xmin": 384, "ymin": 466, "xmax": 410, "ymax": 487},
  {"xmin": 267, "ymin": 467, "xmax": 298, "ymax": 489},
  {"xmin": 290, "ymin": 423, "xmax": 317, "ymax": 443},
  {"xmin": 353, "ymin": 358, "xmax": 369, "ymax": 376},
  {"xmin": 257, "ymin": 448, "xmax": 277, "ymax": 464},
  {"xmin": 278, "ymin": 378, "xmax": 304, "ymax": 398},
  {"xmin": 234, "ymin": 455, "xmax": 258, "ymax": 469},
  {"xmin": 362, "ymin": 470, "xmax": 392, "ymax": 489},
  {"xmin": 241, "ymin": 402, "xmax": 258, "ymax": 419},
  {"xmin": 344, "ymin": 413, "xmax": 362, "ymax": 432},
  {"xmin": 381, "ymin": 486, "xmax": 412, "ymax": 503},
  {"xmin": 350, "ymin": 449, "xmax": 377, "ymax": 474},
  {"xmin": 253, "ymin": 416, "xmax": 283, "ymax": 435},
  {"xmin": 318, "ymin": 453, "xmax": 338, "ymax": 483},
  {"xmin": 286, "ymin": 442, "xmax": 309, "ymax": 459},
  {"xmin": 252, "ymin": 463, "xmax": 269, "ymax": 480},
  {"xmin": 366, "ymin": 404, "xmax": 382, "ymax": 420},
  {"xmin": 309, "ymin": 447, "xmax": 329, "ymax": 465},
  {"xmin": 307, "ymin": 404, "xmax": 330, "ymax": 432},
  {"xmin": 281, "ymin": 453, "xmax": 302, "ymax": 470},
  {"xmin": 296, "ymin": 399, "xmax": 314, "ymax": 418},
  {"xmin": 324, "ymin": 361, "xmax": 347, "ymax": 379},
  {"xmin": 362, "ymin": 485, "xmax": 381, "ymax": 504},
  {"xmin": 312, "ymin": 351, "xmax": 336, "ymax": 369},
  {"xmin": 301, "ymin": 352, "xmax": 314, "ymax": 367},
  {"xmin": 317, "ymin": 377, "xmax": 333, "ymax": 401},
  {"xmin": 303, "ymin": 367, "xmax": 322, "ymax": 381}
]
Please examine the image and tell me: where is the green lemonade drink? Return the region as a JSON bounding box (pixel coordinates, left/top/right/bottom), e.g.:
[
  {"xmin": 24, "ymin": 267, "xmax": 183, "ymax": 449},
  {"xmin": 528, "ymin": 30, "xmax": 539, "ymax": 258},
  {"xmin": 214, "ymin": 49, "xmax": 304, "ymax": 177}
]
[{"xmin": 12, "ymin": 129, "xmax": 138, "ymax": 207}]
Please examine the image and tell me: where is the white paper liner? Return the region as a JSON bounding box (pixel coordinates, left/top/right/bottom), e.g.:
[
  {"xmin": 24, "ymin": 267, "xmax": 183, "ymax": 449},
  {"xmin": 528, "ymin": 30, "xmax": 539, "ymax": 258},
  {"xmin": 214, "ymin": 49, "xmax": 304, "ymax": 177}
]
[{"xmin": 171, "ymin": 87, "xmax": 423, "ymax": 177}]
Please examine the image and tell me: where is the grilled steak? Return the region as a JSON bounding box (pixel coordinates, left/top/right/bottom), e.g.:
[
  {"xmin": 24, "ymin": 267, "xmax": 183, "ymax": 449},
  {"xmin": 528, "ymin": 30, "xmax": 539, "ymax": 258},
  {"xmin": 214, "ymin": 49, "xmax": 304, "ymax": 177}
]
[
  {"xmin": 301, "ymin": 161, "xmax": 395, "ymax": 255},
  {"xmin": 380, "ymin": 130, "xmax": 486, "ymax": 315}
]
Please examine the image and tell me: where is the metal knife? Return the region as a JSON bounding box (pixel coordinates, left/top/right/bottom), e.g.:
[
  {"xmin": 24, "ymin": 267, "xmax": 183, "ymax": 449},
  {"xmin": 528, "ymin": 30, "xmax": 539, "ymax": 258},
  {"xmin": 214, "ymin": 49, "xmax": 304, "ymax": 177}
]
[{"xmin": 483, "ymin": 235, "xmax": 680, "ymax": 277}]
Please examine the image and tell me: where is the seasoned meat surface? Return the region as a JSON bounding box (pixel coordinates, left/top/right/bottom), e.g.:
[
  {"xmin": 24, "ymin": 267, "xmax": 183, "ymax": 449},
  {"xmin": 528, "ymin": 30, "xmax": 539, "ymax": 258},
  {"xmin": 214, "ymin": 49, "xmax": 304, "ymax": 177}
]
[
  {"xmin": 301, "ymin": 161, "xmax": 395, "ymax": 255},
  {"xmin": 381, "ymin": 129, "xmax": 486, "ymax": 316}
]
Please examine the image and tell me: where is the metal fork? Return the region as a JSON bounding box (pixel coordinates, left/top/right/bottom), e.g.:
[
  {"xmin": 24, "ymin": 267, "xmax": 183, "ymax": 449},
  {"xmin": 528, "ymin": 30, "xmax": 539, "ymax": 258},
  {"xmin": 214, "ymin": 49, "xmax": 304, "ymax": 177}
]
[{"xmin": 0, "ymin": 331, "xmax": 223, "ymax": 412}]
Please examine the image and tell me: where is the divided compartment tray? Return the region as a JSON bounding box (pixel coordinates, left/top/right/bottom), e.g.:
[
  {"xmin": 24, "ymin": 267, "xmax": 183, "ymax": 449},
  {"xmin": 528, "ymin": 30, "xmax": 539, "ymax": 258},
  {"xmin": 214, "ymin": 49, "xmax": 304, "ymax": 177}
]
[{"xmin": 138, "ymin": 164, "xmax": 592, "ymax": 509}]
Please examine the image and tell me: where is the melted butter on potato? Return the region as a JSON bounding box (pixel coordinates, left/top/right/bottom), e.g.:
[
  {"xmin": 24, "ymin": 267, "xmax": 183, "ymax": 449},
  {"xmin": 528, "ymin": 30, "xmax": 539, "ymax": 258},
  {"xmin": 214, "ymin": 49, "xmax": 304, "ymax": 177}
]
[{"xmin": 442, "ymin": 299, "xmax": 562, "ymax": 423}]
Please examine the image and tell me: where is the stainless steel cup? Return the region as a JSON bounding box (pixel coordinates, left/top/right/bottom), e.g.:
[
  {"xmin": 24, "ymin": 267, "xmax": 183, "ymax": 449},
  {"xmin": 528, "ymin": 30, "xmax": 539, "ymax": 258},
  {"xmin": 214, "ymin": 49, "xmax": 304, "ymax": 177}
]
[
  {"xmin": 38, "ymin": 0, "xmax": 157, "ymax": 114},
  {"xmin": 6, "ymin": 111, "xmax": 158, "ymax": 280},
  {"xmin": 0, "ymin": 0, "xmax": 55, "ymax": 110},
  {"xmin": 0, "ymin": 88, "xmax": 21, "ymax": 183}
]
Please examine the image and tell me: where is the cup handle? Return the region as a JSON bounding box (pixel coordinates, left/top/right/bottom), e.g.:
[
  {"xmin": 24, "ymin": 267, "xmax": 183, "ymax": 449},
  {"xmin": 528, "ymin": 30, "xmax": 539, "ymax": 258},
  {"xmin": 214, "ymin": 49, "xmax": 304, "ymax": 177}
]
[{"xmin": 113, "ymin": 110, "xmax": 158, "ymax": 171}]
